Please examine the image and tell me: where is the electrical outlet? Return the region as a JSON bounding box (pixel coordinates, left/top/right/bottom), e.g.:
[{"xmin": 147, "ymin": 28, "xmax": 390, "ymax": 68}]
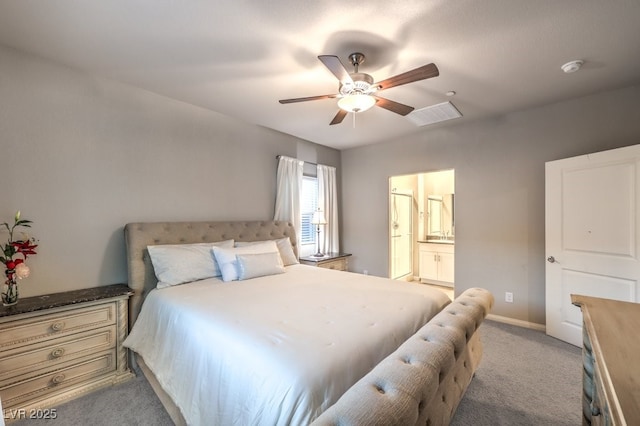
[
  {"xmin": 505, "ymin": 292, "xmax": 514, "ymax": 303},
  {"xmin": 363, "ymin": 270, "xmax": 369, "ymax": 275}
]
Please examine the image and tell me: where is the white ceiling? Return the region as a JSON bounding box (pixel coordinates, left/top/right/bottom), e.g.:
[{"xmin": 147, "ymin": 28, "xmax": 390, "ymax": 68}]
[{"xmin": 1, "ymin": 1, "xmax": 639, "ymax": 150}]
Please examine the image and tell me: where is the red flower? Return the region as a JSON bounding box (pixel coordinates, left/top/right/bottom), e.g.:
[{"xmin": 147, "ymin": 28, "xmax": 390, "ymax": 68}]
[
  {"xmin": 11, "ymin": 240, "xmax": 38, "ymax": 259},
  {"xmin": 6, "ymin": 260, "xmax": 15, "ymax": 270}
]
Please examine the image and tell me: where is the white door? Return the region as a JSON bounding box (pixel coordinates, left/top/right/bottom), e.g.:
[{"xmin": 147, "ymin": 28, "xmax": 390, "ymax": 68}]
[{"xmin": 546, "ymin": 144, "xmax": 640, "ymax": 346}]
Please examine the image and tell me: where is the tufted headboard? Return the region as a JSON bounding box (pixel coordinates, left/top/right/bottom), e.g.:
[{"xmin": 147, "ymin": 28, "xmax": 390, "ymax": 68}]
[{"xmin": 124, "ymin": 220, "xmax": 297, "ymax": 329}]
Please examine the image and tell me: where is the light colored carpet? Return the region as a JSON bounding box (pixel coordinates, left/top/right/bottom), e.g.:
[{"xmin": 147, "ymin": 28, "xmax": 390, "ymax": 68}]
[
  {"xmin": 451, "ymin": 320, "xmax": 582, "ymax": 425},
  {"xmin": 11, "ymin": 369, "xmax": 173, "ymax": 426},
  {"xmin": 11, "ymin": 320, "xmax": 581, "ymax": 425}
]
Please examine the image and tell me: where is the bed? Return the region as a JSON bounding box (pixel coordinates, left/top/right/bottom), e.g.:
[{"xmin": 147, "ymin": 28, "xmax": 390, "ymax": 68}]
[{"xmin": 123, "ymin": 220, "xmax": 493, "ymax": 425}]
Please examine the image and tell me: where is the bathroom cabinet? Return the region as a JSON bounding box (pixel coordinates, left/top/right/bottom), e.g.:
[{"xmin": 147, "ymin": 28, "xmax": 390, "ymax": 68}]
[{"xmin": 418, "ymin": 242, "xmax": 454, "ymax": 286}]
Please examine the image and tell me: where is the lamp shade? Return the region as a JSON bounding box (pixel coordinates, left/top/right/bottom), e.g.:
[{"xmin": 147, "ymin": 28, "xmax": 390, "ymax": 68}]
[
  {"xmin": 338, "ymin": 93, "xmax": 376, "ymax": 113},
  {"xmin": 311, "ymin": 209, "xmax": 327, "ymax": 225}
]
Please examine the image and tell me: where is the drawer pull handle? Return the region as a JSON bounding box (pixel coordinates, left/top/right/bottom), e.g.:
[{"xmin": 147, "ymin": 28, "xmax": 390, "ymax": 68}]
[
  {"xmin": 51, "ymin": 348, "xmax": 65, "ymax": 358},
  {"xmin": 51, "ymin": 322, "xmax": 65, "ymax": 332},
  {"xmin": 51, "ymin": 374, "xmax": 66, "ymax": 385}
]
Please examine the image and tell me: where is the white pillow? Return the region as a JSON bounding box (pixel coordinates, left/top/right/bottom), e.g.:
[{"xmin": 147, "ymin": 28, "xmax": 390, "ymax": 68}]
[
  {"xmin": 212, "ymin": 240, "xmax": 280, "ymax": 282},
  {"xmin": 237, "ymin": 252, "xmax": 285, "ymax": 280},
  {"xmin": 235, "ymin": 237, "xmax": 298, "ymax": 266},
  {"xmin": 148, "ymin": 240, "xmax": 234, "ymax": 288}
]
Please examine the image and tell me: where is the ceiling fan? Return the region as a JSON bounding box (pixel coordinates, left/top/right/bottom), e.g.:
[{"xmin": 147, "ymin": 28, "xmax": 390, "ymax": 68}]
[{"xmin": 279, "ymin": 53, "xmax": 439, "ymax": 125}]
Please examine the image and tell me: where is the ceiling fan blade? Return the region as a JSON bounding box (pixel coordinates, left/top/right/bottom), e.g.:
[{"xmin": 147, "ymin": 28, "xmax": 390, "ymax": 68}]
[
  {"xmin": 330, "ymin": 109, "xmax": 348, "ymax": 125},
  {"xmin": 318, "ymin": 55, "xmax": 354, "ymax": 85},
  {"xmin": 373, "ymin": 96, "xmax": 415, "ymax": 116},
  {"xmin": 279, "ymin": 94, "xmax": 337, "ymax": 104},
  {"xmin": 374, "ymin": 63, "xmax": 439, "ymax": 91}
]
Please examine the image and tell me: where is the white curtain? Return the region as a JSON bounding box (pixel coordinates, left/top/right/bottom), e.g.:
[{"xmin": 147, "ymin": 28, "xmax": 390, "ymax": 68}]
[
  {"xmin": 274, "ymin": 156, "xmax": 304, "ymax": 250},
  {"xmin": 317, "ymin": 164, "xmax": 339, "ymax": 254}
]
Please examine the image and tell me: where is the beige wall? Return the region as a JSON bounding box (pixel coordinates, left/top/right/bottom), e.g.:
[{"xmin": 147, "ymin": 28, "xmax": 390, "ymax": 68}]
[
  {"xmin": 0, "ymin": 45, "xmax": 340, "ymax": 297},
  {"xmin": 341, "ymin": 84, "xmax": 640, "ymax": 325}
]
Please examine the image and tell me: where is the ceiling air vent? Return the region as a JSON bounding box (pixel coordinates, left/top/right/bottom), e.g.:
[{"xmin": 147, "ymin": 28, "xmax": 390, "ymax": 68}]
[{"xmin": 406, "ymin": 101, "xmax": 462, "ymax": 127}]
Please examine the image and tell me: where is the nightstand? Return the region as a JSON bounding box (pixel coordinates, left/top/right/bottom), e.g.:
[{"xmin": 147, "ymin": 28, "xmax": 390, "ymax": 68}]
[
  {"xmin": 299, "ymin": 253, "xmax": 352, "ymax": 271},
  {"xmin": 0, "ymin": 284, "xmax": 134, "ymax": 422}
]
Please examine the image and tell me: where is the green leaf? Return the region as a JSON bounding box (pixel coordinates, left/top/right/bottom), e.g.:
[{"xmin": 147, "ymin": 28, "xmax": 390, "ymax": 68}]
[{"xmin": 4, "ymin": 246, "xmax": 15, "ymax": 257}]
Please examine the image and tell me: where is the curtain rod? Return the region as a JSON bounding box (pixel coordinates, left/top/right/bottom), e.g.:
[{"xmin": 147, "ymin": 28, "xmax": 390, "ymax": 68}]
[{"xmin": 276, "ymin": 155, "xmax": 317, "ymax": 167}]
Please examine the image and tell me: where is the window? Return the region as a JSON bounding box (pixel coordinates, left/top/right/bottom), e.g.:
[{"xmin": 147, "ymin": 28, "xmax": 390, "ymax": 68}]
[{"xmin": 300, "ymin": 176, "xmax": 318, "ymax": 245}]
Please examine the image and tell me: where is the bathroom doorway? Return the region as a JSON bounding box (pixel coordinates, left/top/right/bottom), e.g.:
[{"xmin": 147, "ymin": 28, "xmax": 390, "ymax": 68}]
[{"xmin": 389, "ymin": 170, "xmax": 455, "ymax": 295}]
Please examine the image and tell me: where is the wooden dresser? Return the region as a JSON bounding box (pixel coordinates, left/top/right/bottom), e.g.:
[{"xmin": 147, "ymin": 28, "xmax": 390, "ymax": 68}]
[
  {"xmin": 571, "ymin": 294, "xmax": 640, "ymax": 426},
  {"xmin": 299, "ymin": 253, "xmax": 352, "ymax": 271},
  {"xmin": 0, "ymin": 284, "xmax": 134, "ymax": 422}
]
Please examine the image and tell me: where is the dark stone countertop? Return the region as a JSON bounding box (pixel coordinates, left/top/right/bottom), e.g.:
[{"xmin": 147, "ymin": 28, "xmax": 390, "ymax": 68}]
[{"xmin": 0, "ymin": 284, "xmax": 133, "ymax": 318}]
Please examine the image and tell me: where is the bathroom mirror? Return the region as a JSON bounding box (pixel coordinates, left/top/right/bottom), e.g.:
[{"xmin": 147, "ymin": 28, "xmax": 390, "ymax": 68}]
[{"xmin": 427, "ymin": 194, "xmax": 454, "ymax": 238}]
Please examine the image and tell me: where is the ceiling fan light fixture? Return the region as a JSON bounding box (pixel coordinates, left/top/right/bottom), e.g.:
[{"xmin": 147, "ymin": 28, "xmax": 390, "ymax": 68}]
[
  {"xmin": 279, "ymin": 53, "xmax": 440, "ymax": 125},
  {"xmin": 338, "ymin": 93, "xmax": 376, "ymax": 113}
]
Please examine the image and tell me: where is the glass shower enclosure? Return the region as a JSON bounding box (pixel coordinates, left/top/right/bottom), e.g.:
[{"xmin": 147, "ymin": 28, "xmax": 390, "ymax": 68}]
[{"xmin": 390, "ymin": 190, "xmax": 413, "ymax": 280}]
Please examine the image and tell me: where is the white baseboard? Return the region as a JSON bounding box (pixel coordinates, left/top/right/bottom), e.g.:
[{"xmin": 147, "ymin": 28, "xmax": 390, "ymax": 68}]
[{"xmin": 486, "ymin": 314, "xmax": 546, "ymax": 332}]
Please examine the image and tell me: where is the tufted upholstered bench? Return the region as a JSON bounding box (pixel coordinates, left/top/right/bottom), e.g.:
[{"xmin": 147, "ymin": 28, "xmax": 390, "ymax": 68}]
[{"xmin": 311, "ymin": 288, "xmax": 494, "ymax": 426}]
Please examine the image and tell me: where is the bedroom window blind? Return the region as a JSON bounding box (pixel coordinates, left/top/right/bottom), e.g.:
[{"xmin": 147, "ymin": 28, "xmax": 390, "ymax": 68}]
[{"xmin": 300, "ymin": 176, "xmax": 319, "ymax": 245}]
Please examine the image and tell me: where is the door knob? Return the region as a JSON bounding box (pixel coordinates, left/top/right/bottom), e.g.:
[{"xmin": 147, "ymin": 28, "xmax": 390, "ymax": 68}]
[{"xmin": 547, "ymin": 256, "xmax": 556, "ymax": 263}]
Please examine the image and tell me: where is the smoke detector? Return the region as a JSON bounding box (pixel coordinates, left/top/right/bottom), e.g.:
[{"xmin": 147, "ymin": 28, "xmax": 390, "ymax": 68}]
[{"xmin": 561, "ymin": 60, "xmax": 584, "ymax": 74}]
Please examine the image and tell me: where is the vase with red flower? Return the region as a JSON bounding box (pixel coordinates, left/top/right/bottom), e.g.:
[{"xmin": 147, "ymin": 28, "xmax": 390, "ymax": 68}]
[
  {"xmin": 1, "ymin": 211, "xmax": 37, "ymax": 307},
  {"xmin": 3, "ymin": 271, "xmax": 18, "ymax": 306}
]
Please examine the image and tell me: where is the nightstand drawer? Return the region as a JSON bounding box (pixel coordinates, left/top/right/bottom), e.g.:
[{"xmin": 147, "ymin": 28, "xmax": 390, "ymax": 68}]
[
  {"xmin": 319, "ymin": 258, "xmax": 348, "ymax": 271},
  {"xmin": 0, "ymin": 350, "xmax": 116, "ymax": 408},
  {"xmin": 299, "ymin": 253, "xmax": 351, "ymax": 271},
  {"xmin": 0, "ymin": 325, "xmax": 116, "ymax": 385},
  {"xmin": 0, "ymin": 303, "xmax": 116, "ymax": 350}
]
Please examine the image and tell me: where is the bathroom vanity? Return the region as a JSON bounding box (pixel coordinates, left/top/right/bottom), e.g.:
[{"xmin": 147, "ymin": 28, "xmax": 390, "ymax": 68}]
[
  {"xmin": 419, "ymin": 192, "xmax": 455, "ymax": 287},
  {"xmin": 418, "ymin": 241, "xmax": 454, "ymax": 287}
]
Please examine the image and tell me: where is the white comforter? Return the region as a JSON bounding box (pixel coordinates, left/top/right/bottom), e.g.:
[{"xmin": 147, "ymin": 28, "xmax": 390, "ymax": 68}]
[{"xmin": 124, "ymin": 265, "xmax": 450, "ymax": 426}]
